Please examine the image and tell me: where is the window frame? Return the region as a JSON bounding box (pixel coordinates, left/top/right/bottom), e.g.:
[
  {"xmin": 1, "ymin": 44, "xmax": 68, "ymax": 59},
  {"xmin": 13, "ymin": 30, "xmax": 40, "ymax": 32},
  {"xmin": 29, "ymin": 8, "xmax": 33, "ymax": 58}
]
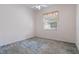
[{"xmin": 42, "ymin": 11, "xmax": 59, "ymax": 31}]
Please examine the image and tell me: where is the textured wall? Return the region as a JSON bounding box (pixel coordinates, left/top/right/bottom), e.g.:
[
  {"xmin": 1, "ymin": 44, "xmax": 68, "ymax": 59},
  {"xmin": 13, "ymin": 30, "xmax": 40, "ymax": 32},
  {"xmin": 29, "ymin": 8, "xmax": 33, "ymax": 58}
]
[
  {"xmin": 76, "ymin": 4, "xmax": 79, "ymax": 50},
  {"xmin": 0, "ymin": 5, "xmax": 34, "ymax": 46},
  {"xmin": 35, "ymin": 4, "xmax": 76, "ymax": 43}
]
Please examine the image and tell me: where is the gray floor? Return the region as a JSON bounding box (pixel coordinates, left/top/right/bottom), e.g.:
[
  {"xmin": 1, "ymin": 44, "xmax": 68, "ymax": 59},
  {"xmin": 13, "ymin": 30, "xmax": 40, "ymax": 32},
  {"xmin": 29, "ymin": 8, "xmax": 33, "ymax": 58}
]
[{"xmin": 0, "ymin": 37, "xmax": 78, "ymax": 54}]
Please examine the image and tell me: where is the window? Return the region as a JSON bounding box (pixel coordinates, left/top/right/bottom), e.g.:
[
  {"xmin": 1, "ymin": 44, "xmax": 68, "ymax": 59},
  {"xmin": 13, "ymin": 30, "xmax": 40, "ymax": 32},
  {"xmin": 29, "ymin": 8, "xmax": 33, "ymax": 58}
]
[{"xmin": 43, "ymin": 11, "xmax": 59, "ymax": 30}]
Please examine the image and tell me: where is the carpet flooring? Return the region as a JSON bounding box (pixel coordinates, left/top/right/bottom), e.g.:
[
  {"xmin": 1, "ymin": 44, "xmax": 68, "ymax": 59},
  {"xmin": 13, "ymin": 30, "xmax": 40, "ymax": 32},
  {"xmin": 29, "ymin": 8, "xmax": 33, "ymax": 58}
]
[{"xmin": 0, "ymin": 37, "xmax": 78, "ymax": 54}]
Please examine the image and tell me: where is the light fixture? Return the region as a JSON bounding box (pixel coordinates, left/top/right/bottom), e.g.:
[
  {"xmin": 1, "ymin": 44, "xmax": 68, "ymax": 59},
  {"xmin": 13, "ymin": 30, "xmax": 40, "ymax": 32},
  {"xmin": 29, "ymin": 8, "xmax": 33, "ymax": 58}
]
[{"xmin": 32, "ymin": 4, "xmax": 48, "ymax": 10}]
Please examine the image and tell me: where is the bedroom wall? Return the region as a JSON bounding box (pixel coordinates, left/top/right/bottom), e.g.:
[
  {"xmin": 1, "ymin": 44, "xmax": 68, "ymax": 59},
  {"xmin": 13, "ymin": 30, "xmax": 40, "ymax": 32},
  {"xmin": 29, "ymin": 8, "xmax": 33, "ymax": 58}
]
[
  {"xmin": 76, "ymin": 4, "xmax": 79, "ymax": 50},
  {"xmin": 35, "ymin": 4, "xmax": 76, "ymax": 43},
  {"xmin": 0, "ymin": 5, "xmax": 34, "ymax": 46}
]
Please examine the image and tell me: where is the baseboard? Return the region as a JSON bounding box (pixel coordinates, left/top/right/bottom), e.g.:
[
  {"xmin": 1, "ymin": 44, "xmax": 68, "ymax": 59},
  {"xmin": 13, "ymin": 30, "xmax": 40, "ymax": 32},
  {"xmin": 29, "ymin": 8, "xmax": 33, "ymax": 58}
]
[
  {"xmin": 0, "ymin": 36, "xmax": 34, "ymax": 47},
  {"xmin": 34, "ymin": 36, "xmax": 76, "ymax": 44}
]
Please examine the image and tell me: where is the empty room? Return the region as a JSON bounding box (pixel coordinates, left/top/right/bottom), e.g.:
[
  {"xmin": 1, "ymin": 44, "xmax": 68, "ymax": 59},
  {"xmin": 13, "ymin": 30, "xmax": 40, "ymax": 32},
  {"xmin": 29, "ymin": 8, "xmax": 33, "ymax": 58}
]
[{"xmin": 0, "ymin": 4, "xmax": 79, "ymax": 54}]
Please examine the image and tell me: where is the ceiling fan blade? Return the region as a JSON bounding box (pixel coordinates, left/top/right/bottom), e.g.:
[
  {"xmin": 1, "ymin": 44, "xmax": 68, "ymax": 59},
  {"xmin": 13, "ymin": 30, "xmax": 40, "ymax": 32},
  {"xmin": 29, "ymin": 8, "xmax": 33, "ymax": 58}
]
[{"xmin": 31, "ymin": 5, "xmax": 48, "ymax": 10}]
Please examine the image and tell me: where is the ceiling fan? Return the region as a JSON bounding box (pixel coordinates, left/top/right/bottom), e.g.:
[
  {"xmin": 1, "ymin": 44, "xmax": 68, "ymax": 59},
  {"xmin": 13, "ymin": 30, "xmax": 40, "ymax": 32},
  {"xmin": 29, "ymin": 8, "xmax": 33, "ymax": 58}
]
[{"xmin": 32, "ymin": 4, "xmax": 48, "ymax": 10}]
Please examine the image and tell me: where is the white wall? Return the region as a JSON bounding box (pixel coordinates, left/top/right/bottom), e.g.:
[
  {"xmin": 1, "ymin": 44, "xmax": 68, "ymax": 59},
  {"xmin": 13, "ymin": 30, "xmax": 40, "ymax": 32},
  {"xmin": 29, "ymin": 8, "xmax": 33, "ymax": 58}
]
[
  {"xmin": 0, "ymin": 5, "xmax": 34, "ymax": 46},
  {"xmin": 76, "ymin": 4, "xmax": 79, "ymax": 50},
  {"xmin": 35, "ymin": 4, "xmax": 76, "ymax": 43}
]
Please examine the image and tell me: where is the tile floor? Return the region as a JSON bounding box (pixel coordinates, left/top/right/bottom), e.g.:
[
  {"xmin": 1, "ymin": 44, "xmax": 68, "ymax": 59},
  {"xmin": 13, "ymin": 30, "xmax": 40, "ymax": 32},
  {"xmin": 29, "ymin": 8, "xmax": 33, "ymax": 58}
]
[{"xmin": 0, "ymin": 37, "xmax": 78, "ymax": 54}]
